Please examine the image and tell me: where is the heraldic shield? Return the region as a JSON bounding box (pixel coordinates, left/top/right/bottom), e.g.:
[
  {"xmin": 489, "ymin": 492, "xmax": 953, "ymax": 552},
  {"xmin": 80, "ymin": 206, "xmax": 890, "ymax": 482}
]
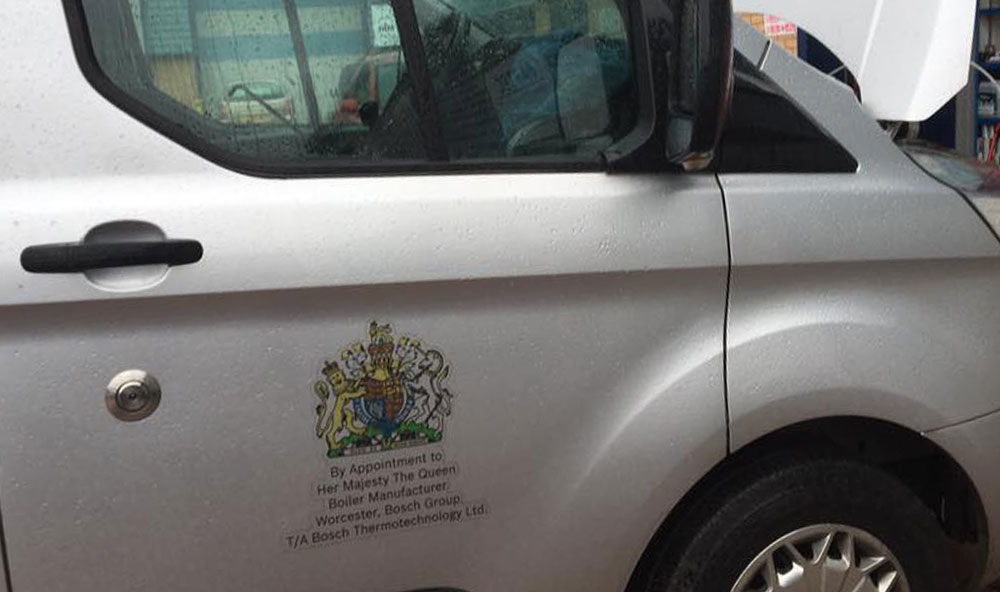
[{"xmin": 312, "ymin": 322, "xmax": 454, "ymax": 458}]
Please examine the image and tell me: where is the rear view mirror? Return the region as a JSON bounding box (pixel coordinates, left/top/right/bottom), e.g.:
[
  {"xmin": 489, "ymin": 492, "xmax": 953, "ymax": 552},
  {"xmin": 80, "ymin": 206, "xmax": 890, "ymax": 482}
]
[{"xmin": 666, "ymin": 0, "xmax": 734, "ymax": 171}]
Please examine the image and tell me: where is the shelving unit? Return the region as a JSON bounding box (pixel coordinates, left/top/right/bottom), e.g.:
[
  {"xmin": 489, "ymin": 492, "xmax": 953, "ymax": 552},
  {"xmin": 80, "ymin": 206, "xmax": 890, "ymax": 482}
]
[{"xmin": 975, "ymin": 5, "xmax": 1000, "ymax": 161}]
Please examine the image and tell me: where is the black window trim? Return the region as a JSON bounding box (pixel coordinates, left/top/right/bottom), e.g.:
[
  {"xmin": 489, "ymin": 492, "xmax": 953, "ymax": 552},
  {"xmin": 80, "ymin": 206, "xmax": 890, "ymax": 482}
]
[
  {"xmin": 390, "ymin": 0, "xmax": 449, "ymax": 161},
  {"xmin": 714, "ymin": 50, "xmax": 859, "ymax": 174},
  {"xmin": 61, "ymin": 0, "xmax": 661, "ymax": 179},
  {"xmin": 606, "ymin": 0, "xmax": 677, "ymax": 172}
]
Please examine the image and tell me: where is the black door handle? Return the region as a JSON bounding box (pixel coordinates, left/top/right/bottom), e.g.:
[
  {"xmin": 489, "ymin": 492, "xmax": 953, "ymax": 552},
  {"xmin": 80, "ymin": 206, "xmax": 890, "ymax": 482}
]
[{"xmin": 21, "ymin": 239, "xmax": 203, "ymax": 274}]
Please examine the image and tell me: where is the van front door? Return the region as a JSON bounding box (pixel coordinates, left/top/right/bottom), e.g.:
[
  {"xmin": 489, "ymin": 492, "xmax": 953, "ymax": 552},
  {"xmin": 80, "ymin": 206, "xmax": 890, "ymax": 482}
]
[{"xmin": 0, "ymin": 0, "xmax": 730, "ymax": 590}]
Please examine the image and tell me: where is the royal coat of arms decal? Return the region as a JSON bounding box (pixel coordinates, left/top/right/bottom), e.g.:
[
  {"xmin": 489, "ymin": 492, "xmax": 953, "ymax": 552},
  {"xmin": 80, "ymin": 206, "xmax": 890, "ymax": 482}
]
[{"xmin": 313, "ymin": 322, "xmax": 454, "ymax": 458}]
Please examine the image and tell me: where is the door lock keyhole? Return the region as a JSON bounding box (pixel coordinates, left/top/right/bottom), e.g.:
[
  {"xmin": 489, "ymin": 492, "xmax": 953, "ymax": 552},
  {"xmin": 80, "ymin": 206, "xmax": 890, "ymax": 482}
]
[{"xmin": 106, "ymin": 370, "xmax": 161, "ymax": 422}]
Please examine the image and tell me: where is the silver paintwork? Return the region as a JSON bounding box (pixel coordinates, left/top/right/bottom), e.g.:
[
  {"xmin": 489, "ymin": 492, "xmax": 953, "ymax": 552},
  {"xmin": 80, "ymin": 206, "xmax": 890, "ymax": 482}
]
[
  {"xmin": 731, "ymin": 524, "xmax": 909, "ymax": 592},
  {"xmin": 726, "ymin": 20, "xmax": 1000, "ymax": 586},
  {"xmin": 0, "ymin": 4, "xmax": 729, "ymax": 591},
  {"xmin": 726, "ymin": 20, "xmax": 1000, "ymax": 453},
  {"xmin": 0, "ymin": 6, "xmax": 999, "ymax": 592}
]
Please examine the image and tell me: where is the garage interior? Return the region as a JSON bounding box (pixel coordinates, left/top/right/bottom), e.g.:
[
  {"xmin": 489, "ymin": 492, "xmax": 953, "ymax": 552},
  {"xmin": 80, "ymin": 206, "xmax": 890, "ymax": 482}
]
[{"xmin": 744, "ymin": 2, "xmax": 1000, "ymax": 164}]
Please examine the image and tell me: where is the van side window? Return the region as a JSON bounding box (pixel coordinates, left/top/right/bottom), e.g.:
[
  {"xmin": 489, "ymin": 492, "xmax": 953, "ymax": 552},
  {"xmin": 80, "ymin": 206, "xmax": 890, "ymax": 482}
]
[
  {"xmin": 80, "ymin": 0, "xmax": 433, "ymax": 167},
  {"xmin": 413, "ymin": 0, "xmax": 637, "ymax": 159},
  {"xmin": 75, "ymin": 0, "xmax": 637, "ymax": 174}
]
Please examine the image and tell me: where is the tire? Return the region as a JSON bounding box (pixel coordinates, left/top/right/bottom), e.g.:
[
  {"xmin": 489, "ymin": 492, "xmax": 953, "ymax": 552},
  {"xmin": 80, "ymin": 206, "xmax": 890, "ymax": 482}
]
[{"xmin": 637, "ymin": 455, "xmax": 955, "ymax": 592}]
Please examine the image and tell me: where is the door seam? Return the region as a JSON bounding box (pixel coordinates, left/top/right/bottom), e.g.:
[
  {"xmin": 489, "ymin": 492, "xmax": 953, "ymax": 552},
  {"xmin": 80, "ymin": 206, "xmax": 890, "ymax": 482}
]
[
  {"xmin": 716, "ymin": 173, "xmax": 734, "ymax": 454},
  {"xmin": 0, "ymin": 485, "xmax": 13, "ymax": 592}
]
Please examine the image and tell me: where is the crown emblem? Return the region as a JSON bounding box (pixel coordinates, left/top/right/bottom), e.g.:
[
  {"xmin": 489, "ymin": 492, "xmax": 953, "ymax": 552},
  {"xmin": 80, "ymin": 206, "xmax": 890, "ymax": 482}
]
[{"xmin": 312, "ymin": 321, "xmax": 454, "ymax": 458}]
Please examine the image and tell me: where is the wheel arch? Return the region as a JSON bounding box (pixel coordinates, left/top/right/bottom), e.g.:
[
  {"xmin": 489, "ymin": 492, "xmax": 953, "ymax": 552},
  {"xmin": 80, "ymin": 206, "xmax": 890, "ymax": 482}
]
[{"xmin": 626, "ymin": 416, "xmax": 989, "ymax": 592}]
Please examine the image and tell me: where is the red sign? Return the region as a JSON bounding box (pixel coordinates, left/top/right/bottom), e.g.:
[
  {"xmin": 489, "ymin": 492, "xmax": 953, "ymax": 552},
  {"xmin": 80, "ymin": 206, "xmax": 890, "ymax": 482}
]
[{"xmin": 764, "ymin": 15, "xmax": 797, "ymax": 37}]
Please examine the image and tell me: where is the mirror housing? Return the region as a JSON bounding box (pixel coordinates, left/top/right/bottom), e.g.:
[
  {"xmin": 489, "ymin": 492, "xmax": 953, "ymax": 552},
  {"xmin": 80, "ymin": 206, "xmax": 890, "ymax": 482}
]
[{"xmin": 666, "ymin": 0, "xmax": 734, "ymax": 171}]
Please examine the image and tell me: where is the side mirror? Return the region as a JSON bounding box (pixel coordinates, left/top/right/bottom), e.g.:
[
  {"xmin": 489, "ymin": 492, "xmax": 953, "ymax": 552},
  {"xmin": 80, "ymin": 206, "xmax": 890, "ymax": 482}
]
[{"xmin": 666, "ymin": 0, "xmax": 734, "ymax": 171}]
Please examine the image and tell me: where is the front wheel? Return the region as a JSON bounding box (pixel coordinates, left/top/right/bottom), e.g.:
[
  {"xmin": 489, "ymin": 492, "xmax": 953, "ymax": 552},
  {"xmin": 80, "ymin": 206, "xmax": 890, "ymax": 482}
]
[
  {"xmin": 733, "ymin": 523, "xmax": 911, "ymax": 591},
  {"xmin": 639, "ymin": 456, "xmax": 955, "ymax": 592}
]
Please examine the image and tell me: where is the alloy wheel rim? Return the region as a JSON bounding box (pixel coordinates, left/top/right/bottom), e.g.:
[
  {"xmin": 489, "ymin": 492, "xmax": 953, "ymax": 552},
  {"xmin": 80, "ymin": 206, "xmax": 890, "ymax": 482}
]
[{"xmin": 730, "ymin": 524, "xmax": 910, "ymax": 592}]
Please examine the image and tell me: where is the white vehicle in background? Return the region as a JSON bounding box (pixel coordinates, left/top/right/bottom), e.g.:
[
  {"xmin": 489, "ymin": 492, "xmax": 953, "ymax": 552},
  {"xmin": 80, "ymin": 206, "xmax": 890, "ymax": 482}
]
[{"xmin": 219, "ymin": 81, "xmax": 295, "ymax": 125}]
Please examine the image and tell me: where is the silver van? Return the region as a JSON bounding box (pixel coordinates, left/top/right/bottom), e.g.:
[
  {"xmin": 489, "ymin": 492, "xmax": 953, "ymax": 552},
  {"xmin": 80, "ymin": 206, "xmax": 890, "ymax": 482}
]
[{"xmin": 3, "ymin": 1, "xmax": 1000, "ymax": 591}]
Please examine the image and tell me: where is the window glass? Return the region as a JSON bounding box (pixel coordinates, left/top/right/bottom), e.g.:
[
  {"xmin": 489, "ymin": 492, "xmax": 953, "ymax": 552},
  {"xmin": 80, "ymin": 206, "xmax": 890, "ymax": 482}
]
[
  {"xmin": 83, "ymin": 0, "xmax": 423, "ymax": 164},
  {"xmin": 78, "ymin": 0, "xmax": 636, "ymax": 169},
  {"xmin": 412, "ymin": 0, "xmax": 636, "ymax": 159}
]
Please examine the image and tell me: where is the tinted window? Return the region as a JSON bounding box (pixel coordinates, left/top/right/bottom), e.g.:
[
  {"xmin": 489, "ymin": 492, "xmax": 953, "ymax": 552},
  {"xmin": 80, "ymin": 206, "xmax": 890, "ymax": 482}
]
[
  {"xmin": 76, "ymin": 0, "xmax": 637, "ymax": 172},
  {"xmin": 413, "ymin": 0, "xmax": 636, "ymax": 159},
  {"xmin": 82, "ymin": 0, "xmax": 424, "ymax": 163},
  {"xmin": 82, "ymin": 0, "xmax": 428, "ymax": 166}
]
